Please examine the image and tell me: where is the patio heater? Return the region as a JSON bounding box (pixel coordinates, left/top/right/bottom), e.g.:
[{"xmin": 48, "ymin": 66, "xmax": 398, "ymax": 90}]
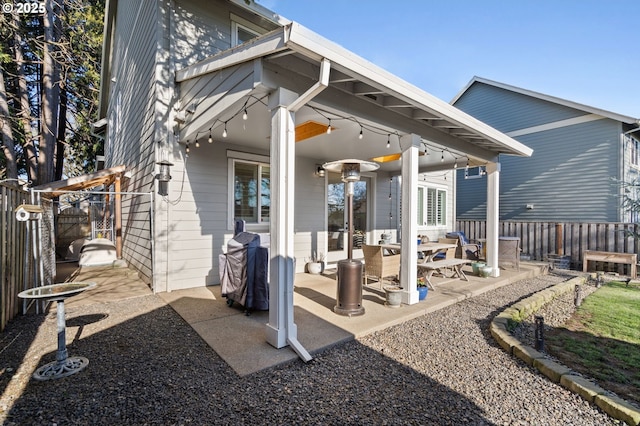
[{"xmin": 323, "ymin": 159, "xmax": 380, "ymax": 316}]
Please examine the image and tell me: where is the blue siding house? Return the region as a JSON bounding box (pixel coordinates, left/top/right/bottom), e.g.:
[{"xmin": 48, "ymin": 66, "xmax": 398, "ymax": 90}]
[{"xmin": 452, "ymin": 77, "xmax": 640, "ymax": 222}]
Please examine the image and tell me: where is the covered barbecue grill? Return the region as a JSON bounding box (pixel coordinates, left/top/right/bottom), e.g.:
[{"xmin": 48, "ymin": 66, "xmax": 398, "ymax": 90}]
[{"xmin": 219, "ymin": 231, "xmax": 269, "ymax": 314}]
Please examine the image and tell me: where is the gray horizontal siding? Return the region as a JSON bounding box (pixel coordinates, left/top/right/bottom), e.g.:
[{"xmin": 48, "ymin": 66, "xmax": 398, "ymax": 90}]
[
  {"xmin": 173, "ymin": 0, "xmax": 232, "ymax": 69},
  {"xmin": 106, "ymin": 1, "xmax": 159, "ymax": 285},
  {"xmin": 457, "ymin": 119, "xmax": 622, "ymax": 222},
  {"xmin": 454, "ymin": 82, "xmax": 589, "ymax": 133}
]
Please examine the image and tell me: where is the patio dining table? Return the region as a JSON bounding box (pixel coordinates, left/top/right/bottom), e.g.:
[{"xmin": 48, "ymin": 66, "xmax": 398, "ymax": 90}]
[{"xmin": 380, "ymin": 242, "xmax": 457, "ymax": 262}]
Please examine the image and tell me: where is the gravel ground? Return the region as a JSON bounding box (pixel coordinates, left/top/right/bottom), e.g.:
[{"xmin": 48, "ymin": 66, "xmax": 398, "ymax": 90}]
[{"xmin": 0, "ymin": 271, "xmax": 621, "ymax": 425}]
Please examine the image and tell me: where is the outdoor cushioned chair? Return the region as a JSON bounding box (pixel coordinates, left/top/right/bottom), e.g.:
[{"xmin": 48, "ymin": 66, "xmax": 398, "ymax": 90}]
[
  {"xmin": 446, "ymin": 231, "xmax": 481, "ymax": 260},
  {"xmin": 362, "ymin": 244, "xmax": 401, "ymax": 289}
]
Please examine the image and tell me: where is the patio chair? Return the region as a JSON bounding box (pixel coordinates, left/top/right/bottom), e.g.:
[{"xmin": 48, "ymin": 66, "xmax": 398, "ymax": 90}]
[
  {"xmin": 362, "ymin": 244, "xmax": 401, "ymax": 289},
  {"xmin": 446, "ymin": 231, "xmax": 481, "ymax": 260}
]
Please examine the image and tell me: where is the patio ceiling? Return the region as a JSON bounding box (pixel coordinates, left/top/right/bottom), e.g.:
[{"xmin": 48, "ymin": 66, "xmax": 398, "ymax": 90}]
[{"xmin": 176, "ymin": 22, "xmax": 532, "ymax": 173}]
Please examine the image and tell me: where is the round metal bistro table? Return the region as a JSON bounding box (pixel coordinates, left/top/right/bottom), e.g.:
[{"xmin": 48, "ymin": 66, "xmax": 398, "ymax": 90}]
[{"xmin": 18, "ymin": 282, "xmax": 97, "ymax": 380}]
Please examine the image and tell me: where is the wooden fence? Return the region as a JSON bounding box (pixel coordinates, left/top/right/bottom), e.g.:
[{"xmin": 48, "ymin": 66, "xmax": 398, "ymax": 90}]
[
  {"xmin": 457, "ymin": 220, "xmax": 640, "ymax": 275},
  {"xmin": 0, "ymin": 184, "xmax": 54, "ymax": 332}
]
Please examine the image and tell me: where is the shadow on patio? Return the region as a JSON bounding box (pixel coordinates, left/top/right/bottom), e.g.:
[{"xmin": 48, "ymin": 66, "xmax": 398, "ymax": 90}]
[{"xmin": 55, "ymin": 260, "xmax": 548, "ymax": 376}]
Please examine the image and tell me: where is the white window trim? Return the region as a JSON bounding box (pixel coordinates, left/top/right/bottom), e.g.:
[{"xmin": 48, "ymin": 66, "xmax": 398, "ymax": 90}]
[
  {"xmin": 627, "ymin": 134, "xmax": 640, "ymax": 169},
  {"xmin": 227, "ymin": 150, "xmax": 270, "ymax": 231},
  {"xmin": 230, "ymin": 13, "xmax": 263, "ymax": 46},
  {"xmin": 417, "ymin": 183, "xmax": 448, "ymax": 229}
]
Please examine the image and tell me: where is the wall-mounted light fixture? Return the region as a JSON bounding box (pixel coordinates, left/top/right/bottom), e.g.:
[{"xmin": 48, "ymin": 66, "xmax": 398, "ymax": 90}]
[
  {"xmin": 315, "ymin": 165, "xmax": 325, "ymax": 178},
  {"xmin": 155, "ymin": 160, "xmax": 174, "ymax": 196}
]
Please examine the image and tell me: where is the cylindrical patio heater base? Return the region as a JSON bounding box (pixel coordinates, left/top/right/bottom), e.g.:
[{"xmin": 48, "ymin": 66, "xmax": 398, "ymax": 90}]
[{"xmin": 334, "ymin": 259, "xmax": 365, "ymax": 316}]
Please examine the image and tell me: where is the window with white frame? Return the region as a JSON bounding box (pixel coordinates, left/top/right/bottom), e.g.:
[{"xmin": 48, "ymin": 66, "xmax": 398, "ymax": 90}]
[
  {"xmin": 628, "ymin": 134, "xmax": 640, "ymax": 167},
  {"xmin": 230, "ymin": 157, "xmax": 270, "ymax": 226},
  {"xmin": 231, "ymin": 14, "xmax": 263, "ymax": 46},
  {"xmin": 417, "ymin": 186, "xmax": 447, "ymax": 226}
]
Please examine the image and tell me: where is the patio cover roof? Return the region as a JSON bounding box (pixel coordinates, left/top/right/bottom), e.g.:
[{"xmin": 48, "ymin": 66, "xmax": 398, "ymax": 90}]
[
  {"xmin": 32, "ymin": 165, "xmax": 127, "ymax": 198},
  {"xmin": 176, "ymin": 22, "xmax": 533, "ymax": 172}
]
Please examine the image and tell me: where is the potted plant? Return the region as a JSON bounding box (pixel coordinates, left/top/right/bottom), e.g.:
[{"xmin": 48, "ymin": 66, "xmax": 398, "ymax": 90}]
[
  {"xmin": 417, "ymin": 277, "xmax": 428, "ymax": 300},
  {"xmin": 306, "ymin": 251, "xmax": 325, "ymax": 274},
  {"xmin": 383, "ymin": 284, "xmax": 403, "ymax": 307}
]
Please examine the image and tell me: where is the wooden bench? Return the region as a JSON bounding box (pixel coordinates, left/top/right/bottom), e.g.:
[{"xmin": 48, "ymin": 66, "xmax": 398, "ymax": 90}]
[
  {"xmin": 582, "ymin": 250, "xmax": 637, "ymax": 279},
  {"xmin": 417, "ymin": 258, "xmax": 471, "ymax": 290}
]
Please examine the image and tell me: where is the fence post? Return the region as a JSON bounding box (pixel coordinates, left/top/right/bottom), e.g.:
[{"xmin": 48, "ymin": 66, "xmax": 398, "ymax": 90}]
[{"xmin": 555, "ymin": 223, "xmax": 563, "ymax": 255}]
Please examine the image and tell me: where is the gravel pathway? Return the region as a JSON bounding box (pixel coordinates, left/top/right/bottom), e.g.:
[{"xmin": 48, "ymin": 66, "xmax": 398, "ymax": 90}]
[{"xmin": 0, "ymin": 271, "xmax": 619, "ymax": 425}]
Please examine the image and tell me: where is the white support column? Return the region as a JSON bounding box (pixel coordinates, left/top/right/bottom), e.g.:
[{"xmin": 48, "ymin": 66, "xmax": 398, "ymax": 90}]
[
  {"xmin": 486, "ymin": 161, "xmax": 501, "ymax": 277},
  {"xmin": 399, "ymin": 133, "xmax": 421, "ymax": 305},
  {"xmin": 266, "ymin": 88, "xmax": 298, "ymax": 349}
]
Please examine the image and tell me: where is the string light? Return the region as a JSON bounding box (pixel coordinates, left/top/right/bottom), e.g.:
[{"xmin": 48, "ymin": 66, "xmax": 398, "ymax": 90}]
[
  {"xmin": 453, "ymin": 158, "xmax": 457, "ymax": 169},
  {"xmin": 465, "ymin": 158, "xmax": 469, "ymax": 171},
  {"xmin": 195, "ymin": 140, "xmax": 200, "ymax": 148},
  {"xmin": 185, "ymin": 142, "xmax": 190, "ymax": 155},
  {"xmin": 179, "ymin": 95, "xmax": 474, "ymax": 166}
]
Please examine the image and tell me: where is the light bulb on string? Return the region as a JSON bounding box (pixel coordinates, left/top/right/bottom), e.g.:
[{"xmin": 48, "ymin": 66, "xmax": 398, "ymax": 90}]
[
  {"xmin": 208, "ymin": 129, "xmax": 213, "ymax": 143},
  {"xmin": 326, "ymin": 119, "xmax": 332, "ymax": 134},
  {"xmin": 185, "ymin": 143, "xmax": 190, "ymax": 155},
  {"xmin": 441, "ymin": 150, "xmax": 445, "ymax": 162},
  {"xmin": 222, "ymin": 122, "xmax": 228, "ymax": 138},
  {"xmin": 242, "ymin": 109, "xmax": 248, "ymax": 120},
  {"xmin": 358, "ymin": 125, "xmax": 363, "ymax": 140},
  {"xmin": 195, "ymin": 140, "xmax": 200, "ymax": 148},
  {"xmin": 386, "ymin": 134, "xmax": 390, "ymax": 149},
  {"xmin": 465, "ymin": 158, "xmax": 469, "ymax": 171},
  {"xmin": 453, "ymin": 159, "xmax": 457, "ymax": 169}
]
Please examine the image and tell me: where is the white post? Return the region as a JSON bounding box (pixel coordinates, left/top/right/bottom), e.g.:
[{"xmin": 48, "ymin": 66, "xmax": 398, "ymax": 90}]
[
  {"xmin": 265, "ymin": 88, "xmax": 298, "ymax": 349},
  {"xmin": 486, "ymin": 161, "xmax": 501, "ymax": 277},
  {"xmin": 399, "ymin": 133, "xmax": 421, "ymax": 304}
]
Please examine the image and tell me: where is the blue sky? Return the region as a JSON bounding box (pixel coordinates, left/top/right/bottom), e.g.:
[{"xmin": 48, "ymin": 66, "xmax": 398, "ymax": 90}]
[{"xmin": 258, "ymin": 0, "xmax": 639, "ymax": 118}]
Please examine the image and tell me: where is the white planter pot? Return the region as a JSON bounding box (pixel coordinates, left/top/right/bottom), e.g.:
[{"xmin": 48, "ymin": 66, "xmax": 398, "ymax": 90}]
[{"xmin": 307, "ymin": 262, "xmax": 323, "ymax": 274}]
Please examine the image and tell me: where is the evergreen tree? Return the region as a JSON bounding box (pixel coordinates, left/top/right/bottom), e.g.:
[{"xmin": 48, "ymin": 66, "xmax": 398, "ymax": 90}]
[{"xmin": 0, "ymin": 0, "xmax": 104, "ymax": 186}]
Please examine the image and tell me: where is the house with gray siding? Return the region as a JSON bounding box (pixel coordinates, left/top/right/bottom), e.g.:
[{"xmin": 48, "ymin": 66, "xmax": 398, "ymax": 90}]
[
  {"xmin": 97, "ymin": 1, "xmax": 531, "ymax": 357},
  {"xmin": 452, "ymin": 76, "xmax": 639, "ymax": 223}
]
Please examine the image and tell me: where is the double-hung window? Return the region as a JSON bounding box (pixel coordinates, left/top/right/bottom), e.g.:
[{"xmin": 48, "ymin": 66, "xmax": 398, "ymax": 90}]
[
  {"xmin": 417, "ymin": 186, "xmax": 447, "ymax": 227},
  {"xmin": 230, "ymin": 155, "xmax": 270, "ymax": 227}
]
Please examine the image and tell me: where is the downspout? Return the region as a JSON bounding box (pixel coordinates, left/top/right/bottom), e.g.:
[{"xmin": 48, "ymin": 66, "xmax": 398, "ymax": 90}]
[{"xmin": 282, "ymin": 57, "xmax": 330, "ymax": 362}]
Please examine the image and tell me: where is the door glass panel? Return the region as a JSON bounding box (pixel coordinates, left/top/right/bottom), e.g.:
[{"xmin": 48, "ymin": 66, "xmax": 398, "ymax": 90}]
[
  {"xmin": 352, "ymin": 180, "xmax": 367, "ymax": 248},
  {"xmin": 327, "ymin": 172, "xmax": 345, "ymax": 252},
  {"xmin": 327, "ymin": 173, "xmax": 370, "ymax": 252}
]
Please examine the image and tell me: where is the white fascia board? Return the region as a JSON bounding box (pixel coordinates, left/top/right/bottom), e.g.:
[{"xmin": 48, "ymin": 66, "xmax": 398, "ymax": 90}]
[
  {"xmin": 285, "ymin": 23, "xmax": 532, "ymax": 158},
  {"xmin": 175, "ymin": 29, "xmax": 287, "ymax": 82},
  {"xmin": 455, "ymin": 76, "xmax": 639, "ymax": 125}
]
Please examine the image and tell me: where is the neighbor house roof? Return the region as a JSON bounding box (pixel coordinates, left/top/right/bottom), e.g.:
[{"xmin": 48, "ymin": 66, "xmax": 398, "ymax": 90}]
[{"xmin": 451, "ymin": 76, "xmax": 639, "ymax": 126}]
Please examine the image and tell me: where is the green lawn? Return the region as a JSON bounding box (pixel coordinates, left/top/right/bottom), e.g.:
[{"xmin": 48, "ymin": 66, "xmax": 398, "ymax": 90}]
[{"xmin": 545, "ymin": 280, "xmax": 640, "ymax": 406}]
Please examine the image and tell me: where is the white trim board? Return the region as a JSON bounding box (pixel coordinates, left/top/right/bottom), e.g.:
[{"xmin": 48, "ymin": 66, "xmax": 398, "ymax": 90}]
[{"xmin": 505, "ymin": 114, "xmax": 604, "ymax": 138}]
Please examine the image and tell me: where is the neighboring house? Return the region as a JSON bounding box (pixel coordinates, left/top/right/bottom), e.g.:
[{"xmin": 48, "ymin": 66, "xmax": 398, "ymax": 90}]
[
  {"xmin": 97, "ymin": 0, "xmax": 531, "ymax": 356},
  {"xmin": 452, "ymin": 76, "xmax": 640, "ymax": 222}
]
